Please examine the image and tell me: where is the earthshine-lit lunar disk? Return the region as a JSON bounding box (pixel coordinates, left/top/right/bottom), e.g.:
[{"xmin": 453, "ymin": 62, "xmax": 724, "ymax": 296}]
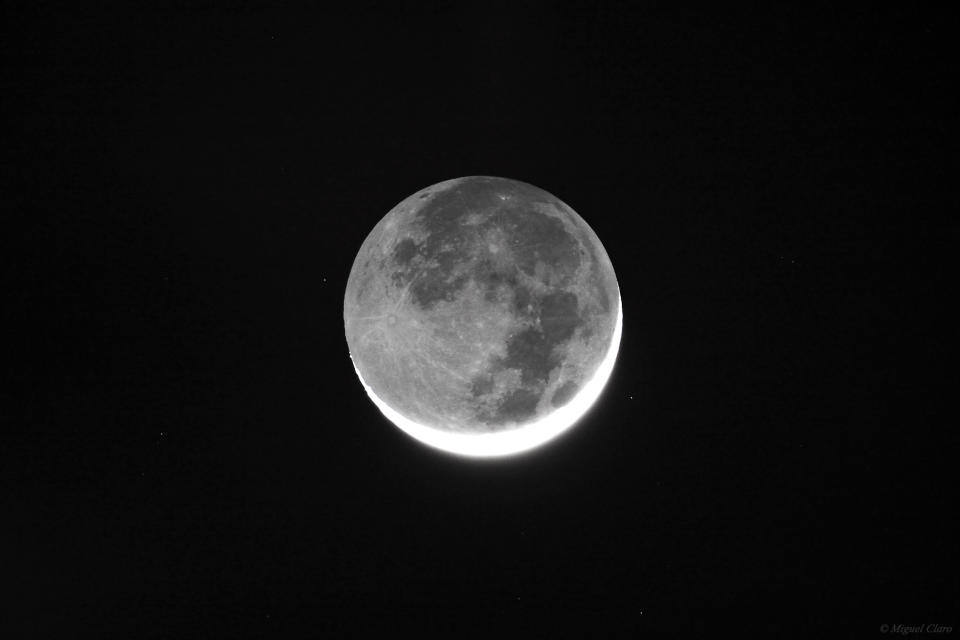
[{"xmin": 343, "ymin": 176, "xmax": 622, "ymax": 457}]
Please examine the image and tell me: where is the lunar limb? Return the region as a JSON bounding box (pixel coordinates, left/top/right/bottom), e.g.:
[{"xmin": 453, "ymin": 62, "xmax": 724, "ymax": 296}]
[{"xmin": 343, "ymin": 176, "xmax": 621, "ymax": 457}]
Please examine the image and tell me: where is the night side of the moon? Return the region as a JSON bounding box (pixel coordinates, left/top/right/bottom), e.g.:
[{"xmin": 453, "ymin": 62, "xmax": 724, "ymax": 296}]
[{"xmin": 343, "ymin": 176, "xmax": 620, "ymax": 435}]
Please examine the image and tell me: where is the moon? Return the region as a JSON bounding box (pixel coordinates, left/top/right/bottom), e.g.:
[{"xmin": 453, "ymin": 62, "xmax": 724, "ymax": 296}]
[{"xmin": 343, "ymin": 176, "xmax": 622, "ymax": 457}]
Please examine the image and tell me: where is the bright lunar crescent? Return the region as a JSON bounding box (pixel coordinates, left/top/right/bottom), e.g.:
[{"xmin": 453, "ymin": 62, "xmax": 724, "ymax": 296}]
[{"xmin": 343, "ymin": 176, "xmax": 622, "ymax": 457}]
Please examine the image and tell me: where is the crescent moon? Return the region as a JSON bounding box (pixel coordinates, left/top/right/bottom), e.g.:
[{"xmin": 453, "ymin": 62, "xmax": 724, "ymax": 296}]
[{"xmin": 344, "ymin": 176, "xmax": 622, "ymax": 458}]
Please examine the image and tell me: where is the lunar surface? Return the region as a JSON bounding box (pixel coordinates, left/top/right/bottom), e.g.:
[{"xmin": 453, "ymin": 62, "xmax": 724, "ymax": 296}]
[{"xmin": 343, "ymin": 176, "xmax": 621, "ymax": 457}]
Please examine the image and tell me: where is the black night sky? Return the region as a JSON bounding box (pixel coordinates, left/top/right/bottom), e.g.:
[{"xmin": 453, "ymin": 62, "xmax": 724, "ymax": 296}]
[{"xmin": 4, "ymin": 4, "xmax": 954, "ymax": 636}]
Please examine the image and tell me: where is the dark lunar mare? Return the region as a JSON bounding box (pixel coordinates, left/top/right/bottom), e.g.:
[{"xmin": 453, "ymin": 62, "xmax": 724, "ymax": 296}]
[
  {"xmin": 394, "ymin": 177, "xmax": 583, "ymax": 309},
  {"xmin": 578, "ymin": 227, "xmax": 611, "ymax": 314},
  {"xmin": 477, "ymin": 289, "xmax": 580, "ymax": 424},
  {"xmin": 550, "ymin": 380, "xmax": 579, "ymax": 408}
]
